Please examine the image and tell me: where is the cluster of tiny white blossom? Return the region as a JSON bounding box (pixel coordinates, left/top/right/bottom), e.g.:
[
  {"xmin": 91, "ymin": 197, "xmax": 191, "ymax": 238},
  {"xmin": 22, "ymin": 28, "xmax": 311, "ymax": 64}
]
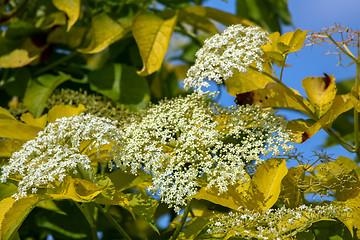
[
  {"xmin": 183, "ymin": 24, "xmax": 269, "ymax": 94},
  {"xmin": 207, "ymin": 205, "xmax": 351, "ymax": 240},
  {"xmin": 0, "ymin": 114, "xmax": 122, "ymax": 199},
  {"xmin": 114, "ymin": 93, "xmax": 293, "ymax": 213}
]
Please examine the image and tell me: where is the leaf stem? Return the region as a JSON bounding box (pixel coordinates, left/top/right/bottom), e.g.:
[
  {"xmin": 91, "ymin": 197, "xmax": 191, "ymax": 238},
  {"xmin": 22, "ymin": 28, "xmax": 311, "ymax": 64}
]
[
  {"xmin": 33, "ymin": 51, "xmax": 79, "ymax": 77},
  {"xmin": 355, "ymin": 61, "xmax": 360, "ymax": 156},
  {"xmin": 170, "ymin": 199, "xmax": 192, "ymax": 240},
  {"xmin": 74, "ymin": 202, "xmax": 99, "ymax": 240},
  {"xmin": 95, "ymin": 203, "xmax": 132, "ymax": 240}
]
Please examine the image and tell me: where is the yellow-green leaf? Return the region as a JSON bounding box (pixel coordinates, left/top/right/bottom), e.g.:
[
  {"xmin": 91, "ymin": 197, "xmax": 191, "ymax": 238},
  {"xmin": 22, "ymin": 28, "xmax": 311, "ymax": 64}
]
[
  {"xmin": 0, "ymin": 106, "xmax": 16, "ymax": 120},
  {"xmin": 47, "ymin": 104, "xmax": 86, "ymax": 123},
  {"xmin": 0, "ymin": 195, "xmax": 45, "ymax": 240},
  {"xmin": 182, "ymin": 6, "xmax": 255, "ymax": 27},
  {"xmin": 247, "ymin": 158, "xmax": 288, "ymax": 211},
  {"xmin": 0, "ymin": 119, "xmax": 42, "ymax": 140},
  {"xmin": 302, "ymin": 74, "xmax": 337, "ymax": 117},
  {"xmin": 0, "ymin": 49, "xmax": 37, "ymax": 68},
  {"xmin": 78, "ymin": 13, "xmax": 129, "ymax": 54},
  {"xmin": 48, "ymin": 176, "xmax": 104, "ymax": 202},
  {"xmin": 286, "ymin": 119, "xmax": 316, "ymax": 143},
  {"xmin": 279, "ymin": 166, "xmax": 306, "ymax": 207},
  {"xmin": 52, "ymin": 0, "xmax": 81, "ymax": 31},
  {"xmin": 132, "ymin": 11, "xmax": 178, "ymax": 76},
  {"xmin": 20, "ymin": 112, "xmax": 48, "ymax": 129},
  {"xmin": 0, "ymin": 139, "xmax": 25, "ymax": 157},
  {"xmin": 225, "ymin": 63, "xmax": 274, "ymax": 95},
  {"xmin": 235, "ymin": 82, "xmax": 314, "ymax": 115}
]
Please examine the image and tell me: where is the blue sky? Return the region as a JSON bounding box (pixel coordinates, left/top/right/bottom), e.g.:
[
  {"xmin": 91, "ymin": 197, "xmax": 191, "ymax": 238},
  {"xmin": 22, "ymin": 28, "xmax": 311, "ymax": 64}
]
[{"xmin": 204, "ymin": 0, "xmax": 360, "ymax": 161}]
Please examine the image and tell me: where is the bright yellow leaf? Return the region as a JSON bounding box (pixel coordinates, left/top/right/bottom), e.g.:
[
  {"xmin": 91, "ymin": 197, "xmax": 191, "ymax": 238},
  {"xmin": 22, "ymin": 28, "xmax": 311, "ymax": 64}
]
[
  {"xmin": 0, "ymin": 106, "xmax": 16, "ymax": 120},
  {"xmin": 235, "ymin": 82, "xmax": 314, "ymax": 115},
  {"xmin": 0, "ymin": 49, "xmax": 38, "ymax": 68},
  {"xmin": 286, "ymin": 119, "xmax": 316, "ymax": 143},
  {"xmin": 225, "ymin": 63, "xmax": 274, "ymax": 95},
  {"xmin": 302, "ymin": 74, "xmax": 337, "ymax": 117},
  {"xmin": 47, "ymin": 176, "xmax": 104, "ymax": 202},
  {"xmin": 47, "ymin": 104, "xmax": 85, "ymax": 123},
  {"xmin": 247, "ymin": 158, "xmax": 288, "ymax": 211},
  {"xmin": 132, "ymin": 11, "xmax": 178, "ymax": 76},
  {"xmin": 0, "ymin": 119, "xmax": 42, "ymax": 140},
  {"xmin": 52, "ymin": 0, "xmax": 81, "ymax": 31},
  {"xmin": 78, "ymin": 13, "xmax": 129, "ymax": 54},
  {"xmin": 0, "ymin": 195, "xmax": 45, "ymax": 240},
  {"xmin": 20, "ymin": 112, "xmax": 48, "ymax": 129},
  {"xmin": 0, "ymin": 139, "xmax": 25, "ymax": 157}
]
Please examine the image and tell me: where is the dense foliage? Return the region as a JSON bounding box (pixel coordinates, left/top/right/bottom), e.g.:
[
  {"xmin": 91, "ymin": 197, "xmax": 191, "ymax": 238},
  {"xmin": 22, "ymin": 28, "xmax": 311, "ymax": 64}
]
[{"xmin": 1, "ymin": 1, "xmax": 360, "ymax": 240}]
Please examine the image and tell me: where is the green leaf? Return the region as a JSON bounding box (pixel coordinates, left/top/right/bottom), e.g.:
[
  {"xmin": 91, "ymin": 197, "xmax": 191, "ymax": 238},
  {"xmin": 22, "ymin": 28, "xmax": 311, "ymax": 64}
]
[
  {"xmin": 302, "ymin": 74, "xmax": 337, "ymax": 117},
  {"xmin": 0, "ymin": 183, "xmax": 17, "ymax": 201},
  {"xmin": 89, "ymin": 63, "xmax": 150, "ymax": 107},
  {"xmin": 105, "ymin": 169, "xmax": 152, "ymax": 192},
  {"xmin": 132, "ymin": 10, "xmax": 178, "ymax": 76},
  {"xmin": 177, "ymin": 217, "xmax": 209, "ymax": 240},
  {"xmin": 23, "ymin": 73, "xmax": 71, "ymax": 117},
  {"xmin": 78, "ymin": 13, "xmax": 130, "ymax": 54},
  {"xmin": 0, "ymin": 195, "xmax": 45, "ymax": 240},
  {"xmin": 225, "ymin": 63, "xmax": 274, "ymax": 95},
  {"xmin": 0, "ymin": 49, "xmax": 37, "ymax": 68},
  {"xmin": 247, "ymin": 158, "xmax": 288, "ymax": 211},
  {"xmin": 127, "ymin": 193, "xmax": 160, "ymax": 234},
  {"xmin": 52, "ymin": 0, "xmax": 81, "ymax": 31}
]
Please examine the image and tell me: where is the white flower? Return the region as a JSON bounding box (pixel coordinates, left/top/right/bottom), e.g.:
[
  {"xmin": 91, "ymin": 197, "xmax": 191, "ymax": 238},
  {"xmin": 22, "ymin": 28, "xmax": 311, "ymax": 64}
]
[
  {"xmin": 1, "ymin": 114, "xmax": 122, "ymax": 199},
  {"xmin": 114, "ymin": 93, "xmax": 292, "ymax": 213},
  {"xmin": 184, "ymin": 24, "xmax": 269, "ymax": 94}
]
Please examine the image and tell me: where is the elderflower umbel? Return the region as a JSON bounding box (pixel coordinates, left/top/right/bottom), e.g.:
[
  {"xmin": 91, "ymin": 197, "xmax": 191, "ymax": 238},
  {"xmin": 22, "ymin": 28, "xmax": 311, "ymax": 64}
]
[
  {"xmin": 114, "ymin": 94, "xmax": 293, "ymax": 213},
  {"xmin": 0, "ymin": 114, "xmax": 122, "ymax": 199},
  {"xmin": 207, "ymin": 205, "xmax": 352, "ymax": 240},
  {"xmin": 184, "ymin": 24, "xmax": 269, "ymax": 94}
]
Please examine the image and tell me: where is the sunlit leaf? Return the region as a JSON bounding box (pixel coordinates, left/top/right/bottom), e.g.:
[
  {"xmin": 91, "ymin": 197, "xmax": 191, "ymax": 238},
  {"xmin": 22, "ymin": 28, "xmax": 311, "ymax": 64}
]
[
  {"xmin": 183, "ymin": 6, "xmax": 255, "ymax": 27},
  {"xmin": 286, "ymin": 119, "xmax": 316, "ymax": 143},
  {"xmin": 20, "ymin": 112, "xmax": 48, "ymax": 129},
  {"xmin": 47, "ymin": 104, "xmax": 86, "ymax": 123},
  {"xmin": 47, "ymin": 176, "xmax": 104, "ymax": 202},
  {"xmin": 0, "ymin": 106, "xmax": 16, "ymax": 120},
  {"xmin": 225, "ymin": 63, "xmax": 274, "ymax": 95},
  {"xmin": 52, "ymin": 0, "xmax": 81, "ymax": 31},
  {"xmin": 0, "ymin": 119, "xmax": 42, "ymax": 140},
  {"xmin": 127, "ymin": 193, "xmax": 160, "ymax": 234},
  {"xmin": 247, "ymin": 158, "xmax": 288, "ymax": 211},
  {"xmin": 132, "ymin": 11, "xmax": 178, "ymax": 76},
  {"xmin": 0, "ymin": 195, "xmax": 45, "ymax": 240},
  {"xmin": 78, "ymin": 13, "xmax": 129, "ymax": 54},
  {"xmin": 235, "ymin": 82, "xmax": 313, "ymax": 115},
  {"xmin": 302, "ymin": 74, "xmax": 337, "ymax": 117},
  {"xmin": 0, "ymin": 49, "xmax": 37, "ymax": 68}
]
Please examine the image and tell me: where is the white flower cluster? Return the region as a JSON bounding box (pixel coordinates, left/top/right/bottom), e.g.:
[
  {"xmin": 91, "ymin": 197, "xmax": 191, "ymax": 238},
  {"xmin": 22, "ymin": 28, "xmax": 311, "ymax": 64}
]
[
  {"xmin": 207, "ymin": 205, "xmax": 351, "ymax": 240},
  {"xmin": 114, "ymin": 94, "xmax": 293, "ymax": 213},
  {"xmin": 0, "ymin": 114, "xmax": 122, "ymax": 199},
  {"xmin": 184, "ymin": 24, "xmax": 269, "ymax": 94}
]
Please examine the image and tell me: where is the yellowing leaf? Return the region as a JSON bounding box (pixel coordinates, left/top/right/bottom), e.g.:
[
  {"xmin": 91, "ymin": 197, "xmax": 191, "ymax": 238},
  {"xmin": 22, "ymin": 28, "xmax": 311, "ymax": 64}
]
[
  {"xmin": 235, "ymin": 82, "xmax": 314, "ymax": 115},
  {"xmin": 0, "ymin": 139, "xmax": 25, "ymax": 157},
  {"xmin": 225, "ymin": 63, "xmax": 274, "ymax": 95},
  {"xmin": 47, "ymin": 104, "xmax": 86, "ymax": 123},
  {"xmin": 182, "ymin": 6, "xmax": 255, "ymax": 27},
  {"xmin": 0, "ymin": 195, "xmax": 45, "ymax": 240},
  {"xmin": 262, "ymin": 29, "xmax": 307, "ymax": 65},
  {"xmin": 279, "ymin": 166, "xmax": 306, "ymax": 207},
  {"xmin": 0, "ymin": 106, "xmax": 16, "ymax": 120},
  {"xmin": 20, "ymin": 112, "xmax": 47, "ymax": 129},
  {"xmin": 0, "ymin": 119, "xmax": 42, "ymax": 140},
  {"xmin": 48, "ymin": 176, "xmax": 104, "ymax": 202},
  {"xmin": 0, "ymin": 49, "xmax": 37, "ymax": 68},
  {"xmin": 302, "ymin": 74, "xmax": 337, "ymax": 117},
  {"xmin": 132, "ymin": 11, "xmax": 178, "ymax": 76},
  {"xmin": 247, "ymin": 158, "xmax": 288, "ymax": 211},
  {"xmin": 286, "ymin": 119, "xmax": 316, "ymax": 143},
  {"xmin": 78, "ymin": 13, "xmax": 129, "ymax": 54},
  {"xmin": 52, "ymin": 0, "xmax": 80, "ymax": 31}
]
